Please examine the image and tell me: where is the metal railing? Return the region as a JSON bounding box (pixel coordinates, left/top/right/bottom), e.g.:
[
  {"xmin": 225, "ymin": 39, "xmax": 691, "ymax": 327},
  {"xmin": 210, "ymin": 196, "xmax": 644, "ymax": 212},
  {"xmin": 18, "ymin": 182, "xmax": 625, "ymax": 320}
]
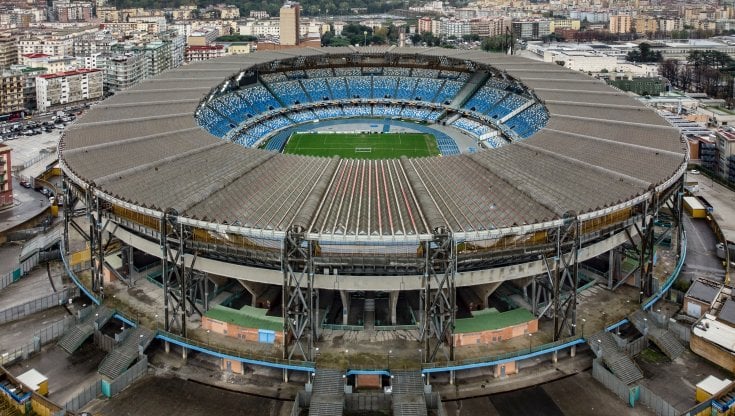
[
  {"xmin": 0, "ymin": 287, "xmax": 78, "ymax": 325},
  {"xmin": 156, "ymin": 330, "xmax": 315, "ymax": 373},
  {"xmin": 0, "ymin": 315, "xmax": 75, "ymax": 366},
  {"xmin": 422, "ymin": 336, "xmax": 585, "ymax": 373}
]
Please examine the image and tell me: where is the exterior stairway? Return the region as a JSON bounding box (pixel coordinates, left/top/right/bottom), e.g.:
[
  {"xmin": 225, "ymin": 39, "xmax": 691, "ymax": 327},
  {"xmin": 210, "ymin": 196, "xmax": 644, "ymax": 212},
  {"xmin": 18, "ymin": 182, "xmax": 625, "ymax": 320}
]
[
  {"xmin": 392, "ymin": 370, "xmax": 428, "ymax": 416},
  {"xmin": 309, "ymin": 368, "xmax": 345, "ymax": 416},
  {"xmin": 58, "ymin": 306, "xmax": 113, "ymax": 354},
  {"xmin": 629, "ymin": 310, "xmax": 685, "ymax": 360},
  {"xmin": 98, "ymin": 326, "xmax": 155, "ymax": 379},
  {"xmin": 364, "ymin": 298, "xmax": 375, "ymax": 330},
  {"xmin": 589, "ymin": 331, "xmax": 644, "ymax": 385}
]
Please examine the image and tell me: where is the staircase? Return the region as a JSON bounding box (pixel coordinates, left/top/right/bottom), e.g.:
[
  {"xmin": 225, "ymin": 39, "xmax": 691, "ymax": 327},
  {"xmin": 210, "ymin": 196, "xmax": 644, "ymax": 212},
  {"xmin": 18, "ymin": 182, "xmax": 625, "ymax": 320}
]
[
  {"xmin": 364, "ymin": 297, "xmax": 375, "ymax": 330},
  {"xmin": 448, "ymin": 70, "xmax": 491, "ymax": 109},
  {"xmin": 309, "ymin": 368, "xmax": 345, "ymax": 416},
  {"xmin": 98, "ymin": 326, "xmax": 155, "ymax": 379},
  {"xmin": 392, "ymin": 370, "xmax": 428, "ymax": 416},
  {"xmin": 499, "ymin": 99, "xmax": 534, "ymax": 123},
  {"xmin": 589, "ymin": 331, "xmax": 644, "ymax": 385},
  {"xmin": 629, "ymin": 310, "xmax": 685, "ymax": 360},
  {"xmin": 58, "ymin": 306, "xmax": 113, "ymax": 354}
]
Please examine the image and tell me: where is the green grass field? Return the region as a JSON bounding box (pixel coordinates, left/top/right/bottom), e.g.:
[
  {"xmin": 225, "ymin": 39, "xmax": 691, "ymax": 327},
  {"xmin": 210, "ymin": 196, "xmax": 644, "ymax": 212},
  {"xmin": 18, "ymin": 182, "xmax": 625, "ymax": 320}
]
[{"xmin": 282, "ymin": 132, "xmax": 440, "ymax": 159}]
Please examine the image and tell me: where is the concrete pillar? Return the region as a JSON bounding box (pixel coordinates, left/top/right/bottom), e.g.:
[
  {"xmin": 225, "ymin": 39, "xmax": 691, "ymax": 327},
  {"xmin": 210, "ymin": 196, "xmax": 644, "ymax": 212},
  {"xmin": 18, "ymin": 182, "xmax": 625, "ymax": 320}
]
[
  {"xmin": 608, "ymin": 250, "xmax": 614, "ymax": 289},
  {"xmin": 340, "ymin": 290, "xmax": 350, "ymax": 325},
  {"xmin": 570, "ymin": 345, "xmax": 576, "ymax": 358},
  {"xmin": 314, "ymin": 289, "xmax": 320, "ymax": 338},
  {"xmin": 238, "ymin": 280, "xmax": 260, "ymax": 307},
  {"xmin": 449, "ymin": 370, "xmax": 455, "ymax": 385},
  {"xmin": 389, "ymin": 291, "xmax": 399, "ymax": 325},
  {"xmin": 164, "ymin": 341, "xmax": 170, "ymax": 353},
  {"xmin": 552, "ymin": 350, "xmax": 558, "ymax": 364},
  {"xmin": 182, "ymin": 346, "xmax": 187, "ymax": 360},
  {"xmin": 609, "ymin": 248, "xmax": 623, "ymax": 289},
  {"xmin": 283, "ymin": 369, "xmax": 289, "ymax": 383},
  {"xmin": 475, "ymin": 282, "xmax": 502, "ymax": 310}
]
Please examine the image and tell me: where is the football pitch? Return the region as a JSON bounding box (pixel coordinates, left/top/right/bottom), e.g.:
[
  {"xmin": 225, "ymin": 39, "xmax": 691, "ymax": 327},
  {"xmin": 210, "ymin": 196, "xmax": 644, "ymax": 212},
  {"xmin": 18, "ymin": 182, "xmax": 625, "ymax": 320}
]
[{"xmin": 281, "ymin": 132, "xmax": 440, "ymax": 159}]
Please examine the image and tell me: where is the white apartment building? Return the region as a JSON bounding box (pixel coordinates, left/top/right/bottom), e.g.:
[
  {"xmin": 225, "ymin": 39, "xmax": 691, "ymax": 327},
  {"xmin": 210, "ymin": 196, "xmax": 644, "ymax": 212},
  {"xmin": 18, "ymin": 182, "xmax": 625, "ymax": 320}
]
[{"xmin": 36, "ymin": 68, "xmax": 102, "ymax": 111}]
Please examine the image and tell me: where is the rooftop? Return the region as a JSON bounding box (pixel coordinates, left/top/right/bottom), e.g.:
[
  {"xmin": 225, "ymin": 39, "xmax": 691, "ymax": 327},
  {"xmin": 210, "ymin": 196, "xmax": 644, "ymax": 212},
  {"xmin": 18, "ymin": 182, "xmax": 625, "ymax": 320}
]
[
  {"xmin": 59, "ymin": 47, "xmax": 686, "ymax": 241},
  {"xmin": 693, "ymin": 314, "xmax": 735, "ymax": 354},
  {"xmin": 38, "ymin": 68, "xmax": 101, "ymax": 79}
]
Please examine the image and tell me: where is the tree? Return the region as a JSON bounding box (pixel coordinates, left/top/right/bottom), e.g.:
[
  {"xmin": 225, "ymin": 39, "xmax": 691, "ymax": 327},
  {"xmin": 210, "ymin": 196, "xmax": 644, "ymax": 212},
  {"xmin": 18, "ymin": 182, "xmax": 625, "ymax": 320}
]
[
  {"xmin": 481, "ymin": 35, "xmax": 509, "ymax": 52},
  {"xmin": 659, "ymin": 59, "xmax": 679, "ymax": 84},
  {"xmin": 627, "ymin": 42, "xmax": 662, "ymax": 63}
]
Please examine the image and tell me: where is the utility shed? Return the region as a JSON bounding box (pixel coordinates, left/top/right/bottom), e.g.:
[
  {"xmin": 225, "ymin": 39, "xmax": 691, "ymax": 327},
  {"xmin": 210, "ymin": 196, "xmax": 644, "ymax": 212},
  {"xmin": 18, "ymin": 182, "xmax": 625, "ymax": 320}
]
[
  {"xmin": 696, "ymin": 375, "xmax": 731, "ymax": 403},
  {"xmin": 684, "ymin": 278, "xmax": 721, "ymax": 318},
  {"xmin": 16, "ymin": 369, "xmax": 48, "ymax": 396}
]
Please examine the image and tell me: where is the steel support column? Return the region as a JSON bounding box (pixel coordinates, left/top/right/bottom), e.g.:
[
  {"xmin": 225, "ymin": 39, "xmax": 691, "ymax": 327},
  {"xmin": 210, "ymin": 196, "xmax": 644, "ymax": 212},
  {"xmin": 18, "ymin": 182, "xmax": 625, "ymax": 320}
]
[
  {"xmin": 422, "ymin": 232, "xmax": 456, "ymax": 363},
  {"xmin": 640, "ymin": 192, "xmax": 659, "ymax": 298},
  {"xmin": 160, "ymin": 209, "xmax": 203, "ymax": 336},
  {"xmin": 282, "ymin": 230, "xmax": 314, "ymax": 362},
  {"xmin": 86, "ymin": 186, "xmax": 106, "ymax": 295},
  {"xmin": 550, "ymin": 213, "xmax": 580, "ymax": 341}
]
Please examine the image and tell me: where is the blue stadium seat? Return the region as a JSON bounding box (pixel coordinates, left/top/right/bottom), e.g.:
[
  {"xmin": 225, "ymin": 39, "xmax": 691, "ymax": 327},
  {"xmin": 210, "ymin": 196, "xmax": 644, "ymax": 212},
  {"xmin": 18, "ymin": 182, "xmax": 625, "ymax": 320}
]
[
  {"xmin": 327, "ymin": 78, "xmax": 349, "ymax": 99},
  {"xmin": 434, "ymin": 80, "xmax": 463, "ymax": 105},
  {"xmin": 395, "ymin": 78, "xmax": 418, "ymax": 100},
  {"xmin": 268, "ymin": 80, "xmax": 310, "ymax": 105},
  {"xmin": 372, "ymin": 76, "xmax": 398, "ymax": 99},
  {"xmin": 413, "ymin": 78, "xmax": 443, "ymax": 101},
  {"xmin": 301, "ymin": 78, "xmax": 332, "ymax": 101},
  {"xmin": 464, "ymin": 87, "xmax": 505, "ymax": 114},
  {"xmin": 346, "ymin": 77, "xmax": 371, "ymax": 98},
  {"xmin": 504, "ymin": 103, "xmax": 548, "ymax": 138}
]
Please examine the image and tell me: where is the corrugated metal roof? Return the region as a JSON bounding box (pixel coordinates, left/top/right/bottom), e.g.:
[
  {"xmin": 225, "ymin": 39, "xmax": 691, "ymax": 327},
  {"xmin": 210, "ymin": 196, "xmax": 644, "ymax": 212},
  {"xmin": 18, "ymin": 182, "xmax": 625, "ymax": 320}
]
[{"xmin": 60, "ymin": 48, "xmax": 686, "ymax": 240}]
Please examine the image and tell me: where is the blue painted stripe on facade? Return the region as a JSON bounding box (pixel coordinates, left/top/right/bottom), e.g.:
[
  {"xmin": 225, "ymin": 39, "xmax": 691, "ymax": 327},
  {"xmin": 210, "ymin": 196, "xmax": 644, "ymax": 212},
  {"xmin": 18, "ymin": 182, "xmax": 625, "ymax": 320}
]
[
  {"xmin": 155, "ymin": 333, "xmax": 315, "ymax": 373},
  {"xmin": 345, "ymin": 369, "xmax": 391, "ymax": 376},
  {"xmin": 422, "ymin": 338, "xmax": 587, "ymax": 374}
]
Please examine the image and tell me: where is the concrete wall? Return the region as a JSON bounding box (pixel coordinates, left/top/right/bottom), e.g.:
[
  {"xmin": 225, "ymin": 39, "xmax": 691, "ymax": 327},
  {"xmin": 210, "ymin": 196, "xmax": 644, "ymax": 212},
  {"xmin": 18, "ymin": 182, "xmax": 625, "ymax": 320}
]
[
  {"xmin": 355, "ymin": 374, "xmax": 381, "ymax": 390},
  {"xmin": 453, "ymin": 319, "xmax": 538, "ymax": 347},
  {"xmin": 691, "ymin": 334, "xmax": 735, "ymax": 373},
  {"xmin": 201, "ymin": 315, "xmax": 284, "ymax": 344},
  {"xmin": 109, "ymin": 220, "xmax": 634, "ymax": 291},
  {"xmin": 493, "ymin": 360, "xmax": 518, "ymax": 378},
  {"xmin": 221, "ymin": 358, "xmax": 245, "ymax": 374}
]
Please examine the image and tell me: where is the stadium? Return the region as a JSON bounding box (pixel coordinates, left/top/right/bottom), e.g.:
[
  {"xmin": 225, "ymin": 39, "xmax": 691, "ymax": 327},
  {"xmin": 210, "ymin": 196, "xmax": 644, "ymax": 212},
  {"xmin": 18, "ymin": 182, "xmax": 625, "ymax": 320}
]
[{"xmin": 58, "ymin": 46, "xmax": 687, "ymax": 371}]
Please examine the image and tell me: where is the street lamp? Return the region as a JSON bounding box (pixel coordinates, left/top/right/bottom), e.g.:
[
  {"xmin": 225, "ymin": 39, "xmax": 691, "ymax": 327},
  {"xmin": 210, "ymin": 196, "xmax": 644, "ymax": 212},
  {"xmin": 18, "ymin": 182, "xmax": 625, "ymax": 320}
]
[
  {"xmin": 207, "ymin": 329, "xmax": 211, "ymax": 345},
  {"xmin": 387, "ymin": 349, "xmax": 392, "ymax": 369},
  {"xmin": 345, "ymin": 349, "xmax": 350, "ymax": 368},
  {"xmin": 528, "ymin": 333, "xmax": 533, "ymax": 353},
  {"xmin": 363, "ymin": 31, "xmax": 367, "ymax": 46},
  {"xmin": 418, "ymin": 348, "xmax": 423, "ymax": 363}
]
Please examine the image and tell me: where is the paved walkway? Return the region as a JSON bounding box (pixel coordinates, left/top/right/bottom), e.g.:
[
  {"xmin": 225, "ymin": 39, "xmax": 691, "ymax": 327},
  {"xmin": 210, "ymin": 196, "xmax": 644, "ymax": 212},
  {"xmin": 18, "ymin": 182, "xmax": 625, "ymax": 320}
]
[
  {"xmin": 0, "ymin": 177, "xmax": 51, "ymax": 233},
  {"xmin": 693, "ymin": 176, "xmax": 735, "ymax": 244}
]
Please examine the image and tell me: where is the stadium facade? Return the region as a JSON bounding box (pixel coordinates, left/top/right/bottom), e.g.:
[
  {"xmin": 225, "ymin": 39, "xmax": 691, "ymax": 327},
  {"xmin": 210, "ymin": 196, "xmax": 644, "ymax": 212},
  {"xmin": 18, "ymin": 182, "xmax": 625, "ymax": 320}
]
[{"xmin": 59, "ymin": 47, "xmax": 687, "ymax": 364}]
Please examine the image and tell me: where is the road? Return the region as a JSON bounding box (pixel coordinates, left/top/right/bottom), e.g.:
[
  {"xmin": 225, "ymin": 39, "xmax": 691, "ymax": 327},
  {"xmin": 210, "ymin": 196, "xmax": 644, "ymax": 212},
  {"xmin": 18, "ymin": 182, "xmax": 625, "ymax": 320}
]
[{"xmin": 680, "ymin": 214, "xmax": 726, "ymax": 283}]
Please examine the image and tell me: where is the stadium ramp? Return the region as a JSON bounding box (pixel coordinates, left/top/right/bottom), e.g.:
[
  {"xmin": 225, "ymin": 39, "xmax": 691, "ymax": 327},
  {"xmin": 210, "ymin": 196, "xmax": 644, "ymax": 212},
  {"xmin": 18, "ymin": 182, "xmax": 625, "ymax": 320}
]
[
  {"xmin": 98, "ymin": 326, "xmax": 156, "ymax": 379},
  {"xmin": 391, "ymin": 370, "xmax": 428, "ymax": 416},
  {"xmin": 309, "ymin": 368, "xmax": 345, "ymax": 416},
  {"xmin": 58, "ymin": 306, "xmax": 114, "ymax": 354},
  {"xmin": 448, "ymin": 70, "xmax": 491, "ymax": 109},
  {"xmin": 589, "ymin": 331, "xmax": 643, "ymax": 385},
  {"xmin": 628, "ymin": 310, "xmax": 685, "ymax": 360}
]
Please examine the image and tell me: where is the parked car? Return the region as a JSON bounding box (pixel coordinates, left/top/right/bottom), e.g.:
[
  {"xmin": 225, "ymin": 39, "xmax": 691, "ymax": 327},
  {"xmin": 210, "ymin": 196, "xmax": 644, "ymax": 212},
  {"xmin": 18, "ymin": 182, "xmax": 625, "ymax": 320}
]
[{"xmin": 19, "ymin": 180, "xmax": 31, "ymax": 188}]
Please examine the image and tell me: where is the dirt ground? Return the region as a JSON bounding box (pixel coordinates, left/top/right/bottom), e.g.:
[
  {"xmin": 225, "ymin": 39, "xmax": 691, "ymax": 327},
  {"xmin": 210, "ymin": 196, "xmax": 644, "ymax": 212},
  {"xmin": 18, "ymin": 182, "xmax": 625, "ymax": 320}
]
[{"xmin": 84, "ymin": 375, "xmax": 292, "ymax": 416}]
